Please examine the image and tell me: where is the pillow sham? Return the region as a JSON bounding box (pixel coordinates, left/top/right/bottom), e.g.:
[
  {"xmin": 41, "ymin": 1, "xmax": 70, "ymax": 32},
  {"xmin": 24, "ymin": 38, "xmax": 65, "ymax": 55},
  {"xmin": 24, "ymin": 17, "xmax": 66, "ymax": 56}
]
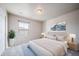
[
  {"xmin": 45, "ymin": 35, "xmax": 56, "ymax": 40},
  {"xmin": 56, "ymin": 35, "xmax": 66, "ymax": 41}
]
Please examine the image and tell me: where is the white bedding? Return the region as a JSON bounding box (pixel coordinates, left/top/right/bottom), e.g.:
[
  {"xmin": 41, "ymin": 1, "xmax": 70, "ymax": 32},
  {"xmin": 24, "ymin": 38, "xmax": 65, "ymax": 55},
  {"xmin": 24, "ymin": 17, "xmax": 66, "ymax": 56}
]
[{"xmin": 28, "ymin": 38, "xmax": 67, "ymax": 56}]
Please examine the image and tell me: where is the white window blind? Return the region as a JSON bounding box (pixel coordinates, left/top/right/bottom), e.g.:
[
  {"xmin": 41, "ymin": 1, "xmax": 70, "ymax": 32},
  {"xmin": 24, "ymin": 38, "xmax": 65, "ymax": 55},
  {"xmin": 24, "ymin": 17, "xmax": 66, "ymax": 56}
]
[{"xmin": 18, "ymin": 21, "xmax": 30, "ymax": 30}]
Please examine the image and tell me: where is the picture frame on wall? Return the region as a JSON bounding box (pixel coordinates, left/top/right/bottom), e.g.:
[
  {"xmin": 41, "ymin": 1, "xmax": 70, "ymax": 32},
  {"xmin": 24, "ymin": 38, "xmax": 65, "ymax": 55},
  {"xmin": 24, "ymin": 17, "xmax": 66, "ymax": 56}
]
[{"xmin": 51, "ymin": 22, "xmax": 66, "ymax": 31}]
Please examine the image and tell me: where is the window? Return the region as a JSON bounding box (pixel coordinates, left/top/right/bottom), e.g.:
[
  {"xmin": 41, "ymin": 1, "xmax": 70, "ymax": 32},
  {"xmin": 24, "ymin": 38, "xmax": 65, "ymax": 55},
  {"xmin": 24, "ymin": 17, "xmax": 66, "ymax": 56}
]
[{"xmin": 18, "ymin": 21, "xmax": 30, "ymax": 30}]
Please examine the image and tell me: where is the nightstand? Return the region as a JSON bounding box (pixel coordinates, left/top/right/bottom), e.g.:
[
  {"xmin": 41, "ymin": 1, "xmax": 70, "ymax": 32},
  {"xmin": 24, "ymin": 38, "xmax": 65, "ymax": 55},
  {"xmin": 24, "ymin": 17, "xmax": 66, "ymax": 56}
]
[{"xmin": 68, "ymin": 42, "xmax": 78, "ymax": 50}]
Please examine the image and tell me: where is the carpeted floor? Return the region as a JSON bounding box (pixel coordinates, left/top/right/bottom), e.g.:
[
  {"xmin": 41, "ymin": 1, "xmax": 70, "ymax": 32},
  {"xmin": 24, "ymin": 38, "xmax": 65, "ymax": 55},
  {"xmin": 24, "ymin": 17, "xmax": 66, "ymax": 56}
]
[{"xmin": 66, "ymin": 49, "xmax": 79, "ymax": 56}]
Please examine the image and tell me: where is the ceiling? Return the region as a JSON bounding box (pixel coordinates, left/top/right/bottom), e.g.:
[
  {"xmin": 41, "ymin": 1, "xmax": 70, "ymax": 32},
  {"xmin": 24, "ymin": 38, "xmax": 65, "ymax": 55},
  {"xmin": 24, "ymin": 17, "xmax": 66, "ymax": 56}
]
[{"xmin": 0, "ymin": 3, "xmax": 79, "ymax": 21}]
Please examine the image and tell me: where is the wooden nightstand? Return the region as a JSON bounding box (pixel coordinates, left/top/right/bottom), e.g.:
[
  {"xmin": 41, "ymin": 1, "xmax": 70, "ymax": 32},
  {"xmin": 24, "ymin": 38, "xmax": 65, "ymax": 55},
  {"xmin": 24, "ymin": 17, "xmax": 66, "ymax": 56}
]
[{"xmin": 68, "ymin": 42, "xmax": 78, "ymax": 50}]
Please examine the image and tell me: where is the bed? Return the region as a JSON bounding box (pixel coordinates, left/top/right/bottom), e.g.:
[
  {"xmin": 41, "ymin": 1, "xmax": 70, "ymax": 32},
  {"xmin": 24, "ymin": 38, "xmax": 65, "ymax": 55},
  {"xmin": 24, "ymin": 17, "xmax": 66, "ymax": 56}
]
[
  {"xmin": 1, "ymin": 31, "xmax": 69, "ymax": 56},
  {"xmin": 28, "ymin": 38, "xmax": 67, "ymax": 56}
]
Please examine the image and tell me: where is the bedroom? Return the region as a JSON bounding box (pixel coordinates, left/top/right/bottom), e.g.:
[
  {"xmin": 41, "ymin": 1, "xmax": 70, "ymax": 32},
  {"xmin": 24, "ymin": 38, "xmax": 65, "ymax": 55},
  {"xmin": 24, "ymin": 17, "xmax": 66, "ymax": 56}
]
[{"xmin": 0, "ymin": 3, "xmax": 79, "ymax": 56}]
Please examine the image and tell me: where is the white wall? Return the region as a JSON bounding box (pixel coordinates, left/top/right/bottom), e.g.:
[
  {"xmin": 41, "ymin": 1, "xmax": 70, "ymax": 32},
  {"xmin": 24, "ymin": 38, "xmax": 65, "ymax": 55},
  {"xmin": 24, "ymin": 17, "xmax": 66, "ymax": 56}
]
[
  {"xmin": 8, "ymin": 14, "xmax": 43, "ymax": 46},
  {"xmin": 43, "ymin": 9, "xmax": 79, "ymax": 42},
  {"xmin": 0, "ymin": 7, "xmax": 8, "ymax": 55}
]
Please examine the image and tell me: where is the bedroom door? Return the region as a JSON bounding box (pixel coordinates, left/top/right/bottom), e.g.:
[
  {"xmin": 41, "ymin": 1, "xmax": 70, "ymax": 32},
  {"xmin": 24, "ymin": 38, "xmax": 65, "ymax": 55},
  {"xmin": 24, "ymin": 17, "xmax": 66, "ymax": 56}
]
[{"xmin": 0, "ymin": 8, "xmax": 6, "ymax": 55}]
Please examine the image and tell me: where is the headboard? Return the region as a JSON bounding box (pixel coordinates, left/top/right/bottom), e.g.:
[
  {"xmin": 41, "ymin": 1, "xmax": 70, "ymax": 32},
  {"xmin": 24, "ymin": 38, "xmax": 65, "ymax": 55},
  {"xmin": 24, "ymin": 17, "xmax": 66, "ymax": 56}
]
[
  {"xmin": 47, "ymin": 31, "xmax": 67, "ymax": 36},
  {"xmin": 44, "ymin": 31, "xmax": 69, "ymax": 41}
]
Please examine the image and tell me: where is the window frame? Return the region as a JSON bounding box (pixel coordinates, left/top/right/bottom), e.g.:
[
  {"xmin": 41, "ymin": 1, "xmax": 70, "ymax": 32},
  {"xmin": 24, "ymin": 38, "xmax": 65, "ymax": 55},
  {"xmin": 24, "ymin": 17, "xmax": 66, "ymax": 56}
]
[{"xmin": 18, "ymin": 20, "xmax": 30, "ymax": 31}]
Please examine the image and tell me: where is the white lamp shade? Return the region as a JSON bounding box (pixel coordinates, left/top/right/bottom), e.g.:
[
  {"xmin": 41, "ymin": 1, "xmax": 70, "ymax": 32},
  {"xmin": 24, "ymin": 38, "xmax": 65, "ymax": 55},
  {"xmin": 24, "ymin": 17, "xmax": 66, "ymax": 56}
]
[
  {"xmin": 68, "ymin": 33, "xmax": 76, "ymax": 42},
  {"xmin": 69, "ymin": 33, "xmax": 76, "ymax": 39},
  {"xmin": 41, "ymin": 33, "xmax": 45, "ymax": 35}
]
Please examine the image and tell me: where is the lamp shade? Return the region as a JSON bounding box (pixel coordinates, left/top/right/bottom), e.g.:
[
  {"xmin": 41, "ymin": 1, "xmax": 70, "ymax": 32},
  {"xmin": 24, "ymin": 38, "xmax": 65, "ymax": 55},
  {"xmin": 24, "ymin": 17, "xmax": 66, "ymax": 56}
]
[
  {"xmin": 41, "ymin": 33, "xmax": 45, "ymax": 35},
  {"xmin": 69, "ymin": 33, "xmax": 76, "ymax": 39}
]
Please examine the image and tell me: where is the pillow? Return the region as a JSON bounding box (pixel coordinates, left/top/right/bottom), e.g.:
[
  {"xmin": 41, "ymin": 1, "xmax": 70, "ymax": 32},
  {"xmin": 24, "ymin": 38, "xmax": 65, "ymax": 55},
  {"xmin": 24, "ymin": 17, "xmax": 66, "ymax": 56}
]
[
  {"xmin": 56, "ymin": 35, "xmax": 66, "ymax": 41},
  {"xmin": 45, "ymin": 35, "xmax": 56, "ymax": 40}
]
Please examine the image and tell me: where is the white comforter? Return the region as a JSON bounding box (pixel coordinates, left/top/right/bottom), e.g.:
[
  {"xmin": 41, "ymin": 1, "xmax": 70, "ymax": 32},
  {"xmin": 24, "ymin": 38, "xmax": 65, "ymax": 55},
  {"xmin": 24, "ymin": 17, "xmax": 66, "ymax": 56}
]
[{"xmin": 28, "ymin": 38, "xmax": 67, "ymax": 56}]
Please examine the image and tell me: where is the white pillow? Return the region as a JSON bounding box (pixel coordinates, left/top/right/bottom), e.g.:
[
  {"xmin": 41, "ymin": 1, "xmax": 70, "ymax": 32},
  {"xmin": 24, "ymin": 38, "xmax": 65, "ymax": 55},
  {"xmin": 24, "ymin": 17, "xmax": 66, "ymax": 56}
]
[
  {"xmin": 56, "ymin": 36, "xmax": 65, "ymax": 41},
  {"xmin": 45, "ymin": 35, "xmax": 56, "ymax": 40}
]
